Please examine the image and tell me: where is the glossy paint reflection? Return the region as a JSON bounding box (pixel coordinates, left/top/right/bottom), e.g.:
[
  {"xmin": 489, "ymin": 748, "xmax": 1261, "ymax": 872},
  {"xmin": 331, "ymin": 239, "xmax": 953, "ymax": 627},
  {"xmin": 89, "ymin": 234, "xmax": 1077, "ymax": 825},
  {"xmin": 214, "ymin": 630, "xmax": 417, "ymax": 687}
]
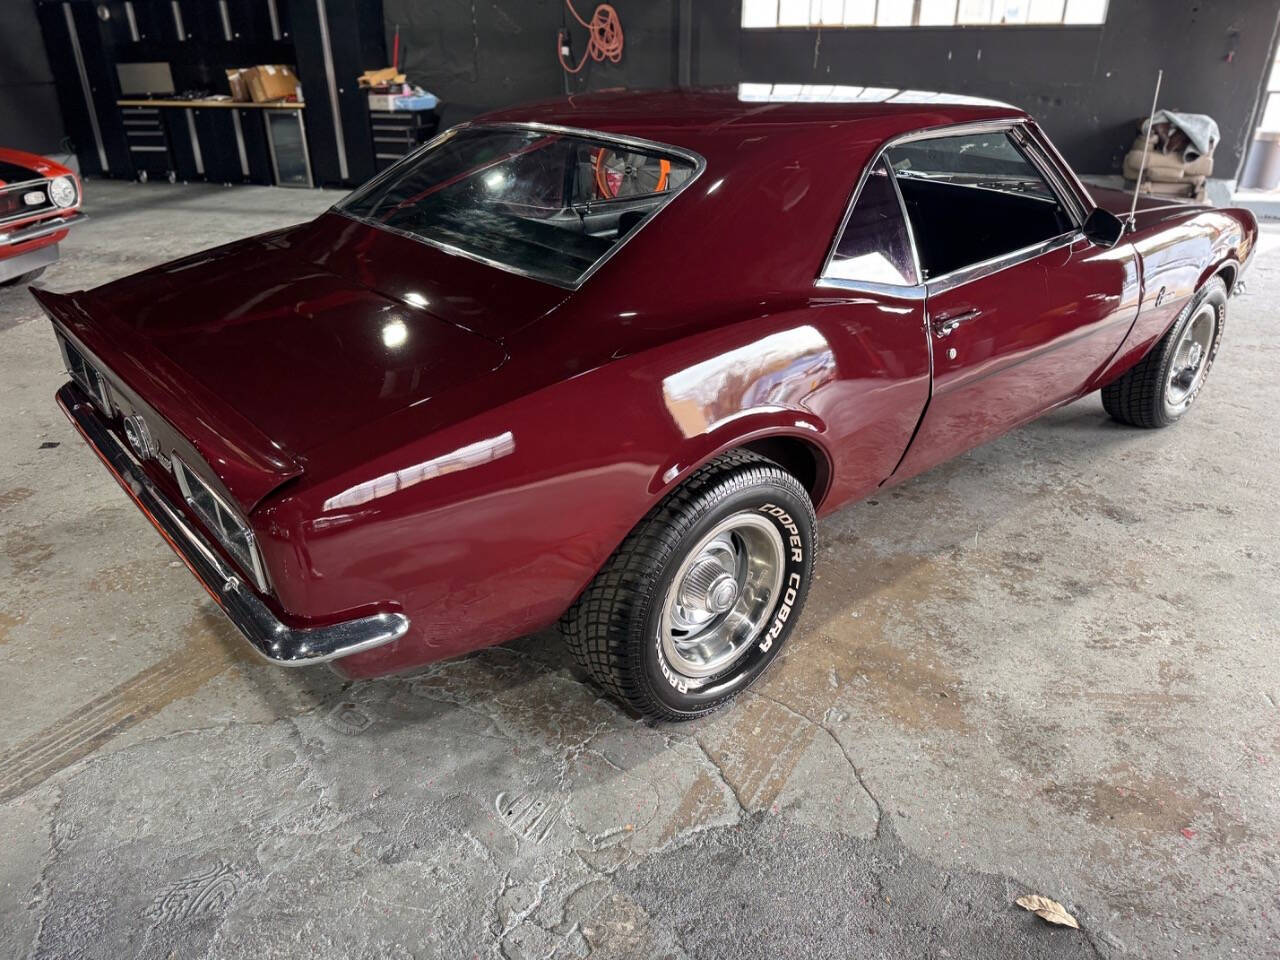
[
  {"xmin": 322, "ymin": 432, "xmax": 515, "ymax": 512},
  {"xmin": 662, "ymin": 326, "xmax": 835, "ymax": 437}
]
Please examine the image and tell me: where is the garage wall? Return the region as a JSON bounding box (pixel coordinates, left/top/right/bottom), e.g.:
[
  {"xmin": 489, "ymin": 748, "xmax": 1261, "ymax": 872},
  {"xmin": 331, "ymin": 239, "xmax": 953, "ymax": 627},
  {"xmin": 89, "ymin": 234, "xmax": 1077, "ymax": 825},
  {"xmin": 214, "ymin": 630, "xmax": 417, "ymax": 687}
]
[
  {"xmin": 695, "ymin": 0, "xmax": 1280, "ymax": 177},
  {"xmin": 0, "ymin": 0, "xmax": 68, "ymax": 155},
  {"xmin": 387, "ymin": 0, "xmax": 1279, "ymax": 177},
  {"xmin": 382, "ymin": 0, "xmax": 682, "ymax": 128},
  {"xmin": 10, "ymin": 1, "xmax": 1279, "ymax": 177}
]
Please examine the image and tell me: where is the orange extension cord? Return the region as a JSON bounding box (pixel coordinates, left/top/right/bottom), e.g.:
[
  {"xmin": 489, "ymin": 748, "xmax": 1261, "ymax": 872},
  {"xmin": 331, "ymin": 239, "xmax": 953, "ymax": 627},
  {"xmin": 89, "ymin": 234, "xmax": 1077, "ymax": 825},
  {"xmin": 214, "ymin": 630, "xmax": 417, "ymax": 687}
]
[{"xmin": 557, "ymin": 1, "xmax": 623, "ymax": 74}]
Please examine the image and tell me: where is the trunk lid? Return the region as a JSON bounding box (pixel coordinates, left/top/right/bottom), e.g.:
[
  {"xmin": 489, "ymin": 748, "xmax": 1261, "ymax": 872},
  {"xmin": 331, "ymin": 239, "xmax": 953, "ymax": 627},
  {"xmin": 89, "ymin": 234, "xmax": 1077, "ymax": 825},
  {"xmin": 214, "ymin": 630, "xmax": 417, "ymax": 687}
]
[{"xmin": 36, "ymin": 217, "xmax": 528, "ymax": 508}]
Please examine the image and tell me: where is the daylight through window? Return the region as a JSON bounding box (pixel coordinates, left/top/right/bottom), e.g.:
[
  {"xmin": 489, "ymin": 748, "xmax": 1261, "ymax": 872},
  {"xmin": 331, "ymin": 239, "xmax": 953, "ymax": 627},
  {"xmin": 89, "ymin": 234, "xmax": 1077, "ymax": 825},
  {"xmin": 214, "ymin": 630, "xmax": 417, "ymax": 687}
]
[{"xmin": 742, "ymin": 0, "xmax": 1108, "ymax": 28}]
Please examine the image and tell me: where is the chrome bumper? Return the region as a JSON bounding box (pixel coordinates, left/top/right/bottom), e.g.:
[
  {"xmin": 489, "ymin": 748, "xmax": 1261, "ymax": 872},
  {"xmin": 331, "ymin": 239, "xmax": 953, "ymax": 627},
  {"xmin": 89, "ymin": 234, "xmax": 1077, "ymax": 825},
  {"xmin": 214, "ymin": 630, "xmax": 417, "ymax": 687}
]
[
  {"xmin": 57, "ymin": 384, "xmax": 410, "ymax": 665},
  {"xmin": 2, "ymin": 211, "xmax": 87, "ymax": 246}
]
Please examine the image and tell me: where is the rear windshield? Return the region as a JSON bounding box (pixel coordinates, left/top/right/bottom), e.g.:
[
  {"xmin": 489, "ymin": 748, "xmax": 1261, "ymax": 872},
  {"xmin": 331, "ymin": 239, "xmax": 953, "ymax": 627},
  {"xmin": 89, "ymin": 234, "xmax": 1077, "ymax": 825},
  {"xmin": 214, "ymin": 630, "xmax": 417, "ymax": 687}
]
[{"xmin": 336, "ymin": 126, "xmax": 698, "ymax": 287}]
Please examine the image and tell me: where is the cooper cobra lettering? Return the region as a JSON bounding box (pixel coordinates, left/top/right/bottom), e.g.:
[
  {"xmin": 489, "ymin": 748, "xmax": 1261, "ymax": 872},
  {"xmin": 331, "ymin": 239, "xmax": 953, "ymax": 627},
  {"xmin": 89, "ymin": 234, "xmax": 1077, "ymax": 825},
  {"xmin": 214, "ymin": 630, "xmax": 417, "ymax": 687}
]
[
  {"xmin": 755, "ymin": 503, "xmax": 804, "ymax": 654},
  {"xmin": 759, "ymin": 503, "xmax": 805, "ymax": 562}
]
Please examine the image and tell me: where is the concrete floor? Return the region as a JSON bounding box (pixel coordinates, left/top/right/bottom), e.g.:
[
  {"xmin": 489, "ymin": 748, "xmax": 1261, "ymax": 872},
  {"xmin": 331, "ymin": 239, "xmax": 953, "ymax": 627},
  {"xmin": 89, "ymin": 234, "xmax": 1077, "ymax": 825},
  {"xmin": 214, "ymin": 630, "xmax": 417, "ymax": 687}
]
[{"xmin": 1, "ymin": 180, "xmax": 1277, "ymax": 959}]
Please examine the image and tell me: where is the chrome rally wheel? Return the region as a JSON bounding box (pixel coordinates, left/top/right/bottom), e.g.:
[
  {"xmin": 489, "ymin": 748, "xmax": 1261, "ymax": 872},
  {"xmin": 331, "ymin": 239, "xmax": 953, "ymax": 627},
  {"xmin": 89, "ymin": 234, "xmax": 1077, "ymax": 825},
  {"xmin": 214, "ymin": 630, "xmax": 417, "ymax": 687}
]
[
  {"xmin": 659, "ymin": 513, "xmax": 784, "ymax": 682},
  {"xmin": 560, "ymin": 450, "xmax": 816, "ymax": 721},
  {"xmin": 1164, "ymin": 301, "xmax": 1218, "ymax": 411}
]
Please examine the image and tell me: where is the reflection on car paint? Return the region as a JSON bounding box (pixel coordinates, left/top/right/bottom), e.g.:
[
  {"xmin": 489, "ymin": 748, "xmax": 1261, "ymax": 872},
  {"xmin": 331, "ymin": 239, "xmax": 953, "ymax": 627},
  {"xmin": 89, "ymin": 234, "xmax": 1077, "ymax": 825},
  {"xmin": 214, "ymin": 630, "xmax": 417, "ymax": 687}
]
[
  {"xmin": 322, "ymin": 431, "xmax": 516, "ymax": 511},
  {"xmin": 662, "ymin": 326, "xmax": 835, "ymax": 437}
]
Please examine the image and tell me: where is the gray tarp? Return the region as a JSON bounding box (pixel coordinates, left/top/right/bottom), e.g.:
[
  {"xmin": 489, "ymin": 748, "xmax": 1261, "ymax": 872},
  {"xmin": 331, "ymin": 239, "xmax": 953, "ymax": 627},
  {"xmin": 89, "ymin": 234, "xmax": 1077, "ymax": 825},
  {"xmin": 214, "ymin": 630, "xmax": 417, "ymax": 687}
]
[{"xmin": 1143, "ymin": 110, "xmax": 1220, "ymax": 161}]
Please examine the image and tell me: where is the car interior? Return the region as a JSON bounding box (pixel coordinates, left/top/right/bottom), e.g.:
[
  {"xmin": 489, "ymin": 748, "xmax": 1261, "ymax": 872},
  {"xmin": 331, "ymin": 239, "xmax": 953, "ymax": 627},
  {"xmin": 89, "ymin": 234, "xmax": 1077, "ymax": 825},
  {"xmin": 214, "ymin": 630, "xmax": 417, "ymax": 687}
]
[
  {"xmin": 886, "ymin": 131, "xmax": 1075, "ymax": 280},
  {"xmin": 345, "ymin": 132, "xmax": 692, "ymax": 286}
]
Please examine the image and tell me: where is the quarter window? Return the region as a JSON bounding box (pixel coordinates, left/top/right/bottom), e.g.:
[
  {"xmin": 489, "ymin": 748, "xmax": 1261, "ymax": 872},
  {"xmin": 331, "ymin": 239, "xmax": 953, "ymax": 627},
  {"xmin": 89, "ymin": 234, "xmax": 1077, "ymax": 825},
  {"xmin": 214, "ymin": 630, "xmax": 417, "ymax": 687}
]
[
  {"xmin": 886, "ymin": 129, "xmax": 1074, "ymax": 279},
  {"xmin": 826, "ymin": 158, "xmax": 918, "ymax": 286}
]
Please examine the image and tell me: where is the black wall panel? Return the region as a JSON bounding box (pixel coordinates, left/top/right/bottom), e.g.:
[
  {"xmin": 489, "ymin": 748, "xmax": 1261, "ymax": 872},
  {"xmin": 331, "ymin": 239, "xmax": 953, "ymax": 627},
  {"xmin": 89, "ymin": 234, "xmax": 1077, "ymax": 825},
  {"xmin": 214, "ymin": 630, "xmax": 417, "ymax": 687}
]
[
  {"xmin": 192, "ymin": 107, "xmax": 241, "ymax": 183},
  {"xmin": 36, "ymin": 1, "xmax": 133, "ymax": 177},
  {"xmin": 7, "ymin": 0, "xmax": 70, "ymax": 156},
  {"xmin": 236, "ymin": 107, "xmax": 275, "ymax": 184},
  {"xmin": 286, "ymin": 0, "xmax": 382, "ymax": 186}
]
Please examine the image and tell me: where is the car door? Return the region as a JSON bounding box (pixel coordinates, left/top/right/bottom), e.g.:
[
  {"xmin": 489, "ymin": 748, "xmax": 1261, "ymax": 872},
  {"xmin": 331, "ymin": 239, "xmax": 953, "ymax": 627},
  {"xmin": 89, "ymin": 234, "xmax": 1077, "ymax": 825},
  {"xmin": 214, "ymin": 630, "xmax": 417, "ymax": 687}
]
[{"xmin": 885, "ymin": 124, "xmax": 1137, "ymax": 483}]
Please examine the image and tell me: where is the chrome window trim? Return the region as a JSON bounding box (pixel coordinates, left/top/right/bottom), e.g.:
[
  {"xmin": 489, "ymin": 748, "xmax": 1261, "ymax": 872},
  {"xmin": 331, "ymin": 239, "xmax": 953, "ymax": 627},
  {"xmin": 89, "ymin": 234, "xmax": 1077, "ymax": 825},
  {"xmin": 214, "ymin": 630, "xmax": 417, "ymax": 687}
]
[
  {"xmin": 1008, "ymin": 124, "xmax": 1087, "ymax": 228},
  {"xmin": 817, "ymin": 118, "xmax": 1086, "ymax": 293},
  {"xmin": 172, "ymin": 455, "xmax": 272, "ymax": 594},
  {"xmin": 332, "ymin": 121, "xmax": 708, "ymax": 292},
  {"xmin": 925, "ymin": 229, "xmax": 1081, "ymax": 295},
  {"xmin": 814, "ymin": 276, "xmax": 926, "ymax": 299},
  {"xmin": 818, "ymin": 156, "xmax": 925, "ymax": 293}
]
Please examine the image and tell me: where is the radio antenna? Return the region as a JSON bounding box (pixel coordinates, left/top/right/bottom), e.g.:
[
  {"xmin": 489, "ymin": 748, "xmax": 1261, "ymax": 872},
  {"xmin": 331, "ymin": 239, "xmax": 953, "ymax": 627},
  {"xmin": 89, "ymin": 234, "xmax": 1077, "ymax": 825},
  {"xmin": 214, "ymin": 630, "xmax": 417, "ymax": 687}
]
[{"xmin": 1128, "ymin": 69, "xmax": 1164, "ymax": 231}]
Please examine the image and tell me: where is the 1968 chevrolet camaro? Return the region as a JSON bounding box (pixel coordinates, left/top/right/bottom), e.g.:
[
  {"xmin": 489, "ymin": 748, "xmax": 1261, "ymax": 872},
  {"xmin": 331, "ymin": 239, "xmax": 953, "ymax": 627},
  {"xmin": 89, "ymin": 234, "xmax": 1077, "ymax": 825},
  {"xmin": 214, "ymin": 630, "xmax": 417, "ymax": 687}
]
[{"xmin": 36, "ymin": 89, "xmax": 1255, "ymax": 720}]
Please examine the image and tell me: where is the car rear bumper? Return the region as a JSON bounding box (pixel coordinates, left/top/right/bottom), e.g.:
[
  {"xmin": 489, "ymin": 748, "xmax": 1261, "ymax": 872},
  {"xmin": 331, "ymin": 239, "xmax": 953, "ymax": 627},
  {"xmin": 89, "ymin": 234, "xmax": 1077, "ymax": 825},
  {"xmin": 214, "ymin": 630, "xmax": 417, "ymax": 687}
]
[{"xmin": 56, "ymin": 383, "xmax": 410, "ymax": 665}]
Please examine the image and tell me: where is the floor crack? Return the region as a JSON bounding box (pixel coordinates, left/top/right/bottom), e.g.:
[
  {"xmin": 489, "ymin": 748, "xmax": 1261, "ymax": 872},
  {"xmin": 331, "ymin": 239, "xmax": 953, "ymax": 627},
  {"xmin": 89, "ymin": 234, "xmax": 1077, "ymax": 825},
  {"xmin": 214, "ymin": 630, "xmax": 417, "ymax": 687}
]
[
  {"xmin": 748, "ymin": 690, "xmax": 885, "ymax": 838},
  {"xmin": 683, "ymin": 733, "xmax": 748, "ymax": 816}
]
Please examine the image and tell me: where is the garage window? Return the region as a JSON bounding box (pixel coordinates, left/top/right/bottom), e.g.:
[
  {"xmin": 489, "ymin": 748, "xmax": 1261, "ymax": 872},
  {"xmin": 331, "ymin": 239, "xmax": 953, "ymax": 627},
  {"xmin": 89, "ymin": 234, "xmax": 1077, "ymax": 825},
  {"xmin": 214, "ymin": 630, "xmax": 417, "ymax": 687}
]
[{"xmin": 743, "ymin": 0, "xmax": 1109, "ymax": 27}]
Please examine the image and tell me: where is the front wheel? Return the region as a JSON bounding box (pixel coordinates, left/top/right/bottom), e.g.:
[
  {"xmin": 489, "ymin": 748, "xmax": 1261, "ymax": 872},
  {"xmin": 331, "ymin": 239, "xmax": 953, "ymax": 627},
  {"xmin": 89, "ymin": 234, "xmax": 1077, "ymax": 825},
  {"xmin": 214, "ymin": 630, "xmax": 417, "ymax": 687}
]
[
  {"xmin": 560, "ymin": 450, "xmax": 816, "ymax": 721},
  {"xmin": 1101, "ymin": 277, "xmax": 1226, "ymax": 428}
]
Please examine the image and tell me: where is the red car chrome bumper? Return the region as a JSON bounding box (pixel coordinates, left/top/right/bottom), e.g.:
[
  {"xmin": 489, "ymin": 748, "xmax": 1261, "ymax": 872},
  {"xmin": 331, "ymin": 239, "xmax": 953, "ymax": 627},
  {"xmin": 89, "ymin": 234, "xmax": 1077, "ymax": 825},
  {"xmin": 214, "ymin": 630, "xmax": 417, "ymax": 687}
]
[
  {"xmin": 2, "ymin": 211, "xmax": 86, "ymax": 247},
  {"xmin": 56, "ymin": 383, "xmax": 410, "ymax": 665}
]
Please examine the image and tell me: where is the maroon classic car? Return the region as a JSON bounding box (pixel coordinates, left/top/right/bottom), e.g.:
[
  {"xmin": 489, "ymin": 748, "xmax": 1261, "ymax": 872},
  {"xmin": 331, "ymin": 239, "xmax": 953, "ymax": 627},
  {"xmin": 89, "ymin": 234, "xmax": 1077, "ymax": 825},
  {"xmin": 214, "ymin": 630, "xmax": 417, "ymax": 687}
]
[
  {"xmin": 2, "ymin": 148, "xmax": 84, "ymax": 286},
  {"xmin": 36, "ymin": 89, "xmax": 1255, "ymax": 721}
]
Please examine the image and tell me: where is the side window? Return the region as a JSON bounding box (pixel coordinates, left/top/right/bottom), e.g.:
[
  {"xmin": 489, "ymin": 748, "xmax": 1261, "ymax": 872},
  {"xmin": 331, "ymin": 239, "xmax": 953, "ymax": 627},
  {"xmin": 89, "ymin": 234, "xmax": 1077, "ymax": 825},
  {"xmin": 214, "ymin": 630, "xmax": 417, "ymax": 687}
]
[
  {"xmin": 886, "ymin": 129, "xmax": 1074, "ymax": 280},
  {"xmin": 826, "ymin": 158, "xmax": 918, "ymax": 286},
  {"xmin": 889, "ymin": 131, "xmax": 1059, "ymax": 201}
]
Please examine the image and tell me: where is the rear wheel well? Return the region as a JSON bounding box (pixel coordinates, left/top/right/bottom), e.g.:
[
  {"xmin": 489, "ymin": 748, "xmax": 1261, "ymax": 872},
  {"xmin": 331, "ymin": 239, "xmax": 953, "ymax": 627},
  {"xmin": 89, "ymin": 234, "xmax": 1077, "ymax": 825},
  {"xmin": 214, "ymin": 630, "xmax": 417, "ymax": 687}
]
[
  {"xmin": 738, "ymin": 436, "xmax": 830, "ymax": 507},
  {"xmin": 1215, "ymin": 262, "xmax": 1238, "ymax": 294}
]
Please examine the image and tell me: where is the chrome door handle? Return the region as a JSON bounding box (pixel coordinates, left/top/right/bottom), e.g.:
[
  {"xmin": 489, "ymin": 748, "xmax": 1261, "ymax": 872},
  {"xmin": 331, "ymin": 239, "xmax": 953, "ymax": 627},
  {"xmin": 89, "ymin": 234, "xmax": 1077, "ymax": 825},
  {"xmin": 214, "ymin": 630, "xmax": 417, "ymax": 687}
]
[{"xmin": 932, "ymin": 308, "xmax": 981, "ymax": 338}]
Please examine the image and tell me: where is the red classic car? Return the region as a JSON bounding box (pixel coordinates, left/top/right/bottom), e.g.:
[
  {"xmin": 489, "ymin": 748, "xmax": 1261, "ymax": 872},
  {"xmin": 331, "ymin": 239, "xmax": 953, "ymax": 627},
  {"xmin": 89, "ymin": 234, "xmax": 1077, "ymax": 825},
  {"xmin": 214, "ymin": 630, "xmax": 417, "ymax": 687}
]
[
  {"xmin": 35, "ymin": 89, "xmax": 1255, "ymax": 721},
  {"xmin": 1, "ymin": 148, "xmax": 85, "ymax": 286}
]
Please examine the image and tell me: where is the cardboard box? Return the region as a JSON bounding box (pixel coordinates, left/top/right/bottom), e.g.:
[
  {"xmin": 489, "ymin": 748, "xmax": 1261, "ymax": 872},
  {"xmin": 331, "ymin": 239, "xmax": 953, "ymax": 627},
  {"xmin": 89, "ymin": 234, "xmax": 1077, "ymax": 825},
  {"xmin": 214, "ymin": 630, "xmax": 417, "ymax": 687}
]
[
  {"xmin": 246, "ymin": 65, "xmax": 300, "ymax": 103},
  {"xmin": 225, "ymin": 68, "xmax": 250, "ymax": 102},
  {"xmin": 359, "ymin": 67, "xmax": 406, "ymax": 88}
]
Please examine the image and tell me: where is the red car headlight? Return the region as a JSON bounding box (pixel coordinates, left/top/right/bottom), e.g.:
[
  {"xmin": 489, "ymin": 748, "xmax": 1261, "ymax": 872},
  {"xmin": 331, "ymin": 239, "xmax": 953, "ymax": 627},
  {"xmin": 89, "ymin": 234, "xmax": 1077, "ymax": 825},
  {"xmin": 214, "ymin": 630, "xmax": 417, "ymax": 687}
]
[{"xmin": 49, "ymin": 176, "xmax": 77, "ymax": 209}]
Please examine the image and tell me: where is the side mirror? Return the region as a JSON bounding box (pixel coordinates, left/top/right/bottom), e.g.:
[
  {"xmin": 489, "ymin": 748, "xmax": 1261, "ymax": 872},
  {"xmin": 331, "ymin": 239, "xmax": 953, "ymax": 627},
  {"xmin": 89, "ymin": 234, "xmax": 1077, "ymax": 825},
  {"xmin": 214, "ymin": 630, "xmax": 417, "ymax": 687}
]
[{"xmin": 1083, "ymin": 207, "xmax": 1126, "ymax": 248}]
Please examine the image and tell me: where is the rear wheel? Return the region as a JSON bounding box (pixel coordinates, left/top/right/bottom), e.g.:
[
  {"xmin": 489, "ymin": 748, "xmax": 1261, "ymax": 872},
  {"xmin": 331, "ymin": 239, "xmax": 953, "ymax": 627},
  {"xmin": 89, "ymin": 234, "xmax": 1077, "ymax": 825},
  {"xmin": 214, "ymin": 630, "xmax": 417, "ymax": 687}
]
[
  {"xmin": 560, "ymin": 450, "xmax": 815, "ymax": 721},
  {"xmin": 1101, "ymin": 278, "xmax": 1226, "ymax": 428}
]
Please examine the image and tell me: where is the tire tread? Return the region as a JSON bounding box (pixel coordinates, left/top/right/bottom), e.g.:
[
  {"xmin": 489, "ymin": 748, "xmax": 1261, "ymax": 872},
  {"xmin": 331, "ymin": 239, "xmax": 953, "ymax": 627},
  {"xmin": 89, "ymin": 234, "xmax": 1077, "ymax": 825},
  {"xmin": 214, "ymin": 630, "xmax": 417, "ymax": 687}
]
[
  {"xmin": 1101, "ymin": 278, "xmax": 1225, "ymax": 428},
  {"xmin": 559, "ymin": 450, "xmax": 814, "ymax": 721}
]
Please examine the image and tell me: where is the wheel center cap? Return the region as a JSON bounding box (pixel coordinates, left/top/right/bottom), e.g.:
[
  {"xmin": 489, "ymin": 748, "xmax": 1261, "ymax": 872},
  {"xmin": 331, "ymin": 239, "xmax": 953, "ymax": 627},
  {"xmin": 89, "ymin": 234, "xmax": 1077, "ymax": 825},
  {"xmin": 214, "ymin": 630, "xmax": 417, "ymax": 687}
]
[
  {"xmin": 707, "ymin": 575, "xmax": 739, "ymax": 613},
  {"xmin": 1186, "ymin": 343, "xmax": 1203, "ymax": 369}
]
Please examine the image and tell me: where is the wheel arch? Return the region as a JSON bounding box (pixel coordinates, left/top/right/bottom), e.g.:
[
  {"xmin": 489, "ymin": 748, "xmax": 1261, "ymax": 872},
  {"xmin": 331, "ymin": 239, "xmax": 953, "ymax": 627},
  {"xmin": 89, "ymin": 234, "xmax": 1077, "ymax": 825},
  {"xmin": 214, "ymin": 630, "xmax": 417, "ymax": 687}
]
[
  {"xmin": 1201, "ymin": 256, "xmax": 1240, "ymax": 296},
  {"xmin": 1208, "ymin": 257, "xmax": 1239, "ymax": 295},
  {"xmin": 647, "ymin": 412, "xmax": 835, "ymax": 511}
]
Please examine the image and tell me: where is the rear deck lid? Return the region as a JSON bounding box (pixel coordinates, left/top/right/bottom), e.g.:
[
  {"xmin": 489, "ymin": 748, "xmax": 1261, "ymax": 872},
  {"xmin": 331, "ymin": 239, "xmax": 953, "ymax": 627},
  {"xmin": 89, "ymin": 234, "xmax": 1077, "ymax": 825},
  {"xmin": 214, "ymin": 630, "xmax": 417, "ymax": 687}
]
[{"xmin": 36, "ymin": 227, "xmax": 511, "ymax": 501}]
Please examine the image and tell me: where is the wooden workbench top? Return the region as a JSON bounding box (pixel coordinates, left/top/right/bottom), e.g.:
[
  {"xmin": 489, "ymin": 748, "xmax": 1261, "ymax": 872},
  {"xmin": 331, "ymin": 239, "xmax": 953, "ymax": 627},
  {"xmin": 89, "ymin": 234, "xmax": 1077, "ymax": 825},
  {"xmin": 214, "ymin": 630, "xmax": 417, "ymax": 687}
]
[{"xmin": 116, "ymin": 98, "xmax": 305, "ymax": 110}]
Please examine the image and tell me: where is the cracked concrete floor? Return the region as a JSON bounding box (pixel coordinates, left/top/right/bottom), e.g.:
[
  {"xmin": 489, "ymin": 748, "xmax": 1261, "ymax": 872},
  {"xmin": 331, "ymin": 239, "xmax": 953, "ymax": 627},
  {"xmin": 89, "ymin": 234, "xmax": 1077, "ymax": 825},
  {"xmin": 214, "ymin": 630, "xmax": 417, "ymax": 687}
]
[{"xmin": 1, "ymin": 180, "xmax": 1277, "ymax": 959}]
